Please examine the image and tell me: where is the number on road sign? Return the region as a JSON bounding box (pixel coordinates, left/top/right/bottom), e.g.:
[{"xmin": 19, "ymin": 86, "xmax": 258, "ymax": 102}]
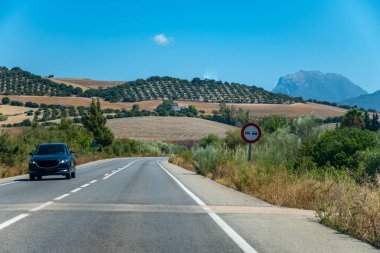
[{"xmin": 241, "ymin": 123, "xmax": 262, "ymax": 143}]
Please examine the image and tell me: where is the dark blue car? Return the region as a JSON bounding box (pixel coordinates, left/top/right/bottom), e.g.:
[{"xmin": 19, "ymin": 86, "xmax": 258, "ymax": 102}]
[{"xmin": 29, "ymin": 143, "xmax": 76, "ymax": 181}]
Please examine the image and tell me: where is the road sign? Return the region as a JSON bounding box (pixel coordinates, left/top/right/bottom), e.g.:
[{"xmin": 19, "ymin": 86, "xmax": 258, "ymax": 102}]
[{"xmin": 241, "ymin": 123, "xmax": 262, "ymax": 144}]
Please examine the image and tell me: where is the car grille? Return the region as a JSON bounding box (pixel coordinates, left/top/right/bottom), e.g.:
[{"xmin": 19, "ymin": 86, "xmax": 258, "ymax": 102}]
[{"xmin": 36, "ymin": 160, "xmax": 60, "ymax": 168}]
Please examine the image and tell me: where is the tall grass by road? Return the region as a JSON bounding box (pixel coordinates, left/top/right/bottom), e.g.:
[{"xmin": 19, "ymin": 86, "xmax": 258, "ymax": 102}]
[{"xmin": 170, "ymin": 115, "xmax": 380, "ymax": 248}]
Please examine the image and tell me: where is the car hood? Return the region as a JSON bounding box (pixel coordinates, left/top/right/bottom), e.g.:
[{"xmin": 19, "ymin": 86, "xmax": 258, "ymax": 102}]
[{"xmin": 31, "ymin": 155, "xmax": 70, "ymax": 161}]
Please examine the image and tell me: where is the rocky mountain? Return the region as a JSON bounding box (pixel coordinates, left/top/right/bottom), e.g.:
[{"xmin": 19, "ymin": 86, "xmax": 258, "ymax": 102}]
[
  {"xmin": 273, "ymin": 70, "xmax": 367, "ymax": 102},
  {"xmin": 341, "ymin": 90, "xmax": 380, "ymax": 111}
]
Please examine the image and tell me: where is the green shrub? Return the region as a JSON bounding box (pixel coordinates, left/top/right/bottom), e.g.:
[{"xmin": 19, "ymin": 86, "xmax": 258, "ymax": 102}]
[
  {"xmin": 303, "ymin": 128, "xmax": 376, "ymax": 170},
  {"xmin": 192, "ymin": 145, "xmax": 219, "ymax": 175},
  {"xmin": 199, "ymin": 134, "xmax": 221, "ymax": 148}
]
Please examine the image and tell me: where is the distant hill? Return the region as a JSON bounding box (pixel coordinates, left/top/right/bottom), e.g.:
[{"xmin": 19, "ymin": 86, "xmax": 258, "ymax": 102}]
[
  {"xmin": 0, "ymin": 66, "xmax": 82, "ymax": 96},
  {"xmin": 82, "ymin": 76, "xmax": 298, "ymax": 103},
  {"xmin": 273, "ymin": 70, "xmax": 367, "ymax": 102},
  {"xmin": 50, "ymin": 78, "xmax": 125, "ymax": 90},
  {"xmin": 341, "ymin": 90, "xmax": 380, "ymax": 111}
]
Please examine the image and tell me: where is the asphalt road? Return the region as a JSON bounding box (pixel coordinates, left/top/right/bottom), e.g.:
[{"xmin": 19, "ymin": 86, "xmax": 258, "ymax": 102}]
[{"xmin": 0, "ymin": 157, "xmax": 378, "ymax": 253}]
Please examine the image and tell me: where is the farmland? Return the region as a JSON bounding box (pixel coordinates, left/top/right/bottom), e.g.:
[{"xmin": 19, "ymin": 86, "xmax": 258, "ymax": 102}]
[
  {"xmin": 49, "ymin": 78, "xmax": 125, "ymax": 90},
  {"xmin": 0, "ymin": 95, "xmax": 346, "ymax": 120},
  {"xmin": 107, "ymin": 116, "xmax": 235, "ymax": 144}
]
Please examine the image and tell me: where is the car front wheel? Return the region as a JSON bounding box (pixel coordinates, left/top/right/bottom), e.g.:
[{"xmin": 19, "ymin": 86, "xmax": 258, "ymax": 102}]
[
  {"xmin": 29, "ymin": 174, "xmax": 35, "ymax": 181},
  {"xmin": 65, "ymin": 173, "xmax": 71, "ymax": 180}
]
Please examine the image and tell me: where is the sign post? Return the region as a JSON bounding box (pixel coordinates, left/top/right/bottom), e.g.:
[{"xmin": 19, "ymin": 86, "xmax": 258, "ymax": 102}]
[{"xmin": 241, "ymin": 123, "xmax": 262, "ymax": 161}]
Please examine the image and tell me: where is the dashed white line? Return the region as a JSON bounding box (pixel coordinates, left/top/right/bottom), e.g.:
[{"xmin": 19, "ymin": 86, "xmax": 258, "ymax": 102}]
[
  {"xmin": 102, "ymin": 160, "xmax": 138, "ymax": 180},
  {"xmin": 54, "ymin": 193, "xmax": 70, "ymax": 200},
  {"xmin": 0, "ymin": 181, "xmax": 18, "ymax": 187},
  {"xmin": 89, "ymin": 180, "xmax": 98, "ymax": 184},
  {"xmin": 71, "ymin": 188, "xmax": 82, "ymax": 193},
  {"xmin": 29, "ymin": 201, "xmax": 53, "ymax": 212},
  {"xmin": 104, "ymin": 173, "xmax": 109, "ymax": 176},
  {"xmin": 81, "ymin": 183, "xmax": 90, "ymax": 188},
  {"xmin": 157, "ymin": 162, "xmax": 258, "ymax": 253},
  {"xmin": 0, "ymin": 213, "xmax": 30, "ymax": 230}
]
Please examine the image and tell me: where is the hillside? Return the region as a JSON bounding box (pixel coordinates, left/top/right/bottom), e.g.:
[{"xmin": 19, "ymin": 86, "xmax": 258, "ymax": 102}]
[
  {"xmin": 0, "ymin": 67, "xmax": 83, "ymax": 96},
  {"xmin": 107, "ymin": 116, "xmax": 235, "ymax": 144},
  {"xmin": 273, "ymin": 70, "xmax": 367, "ymax": 102},
  {"xmin": 82, "ymin": 76, "xmax": 299, "ymax": 103},
  {"xmin": 341, "ymin": 90, "xmax": 380, "ymax": 111},
  {"xmin": 50, "ymin": 78, "xmax": 125, "ymax": 89}
]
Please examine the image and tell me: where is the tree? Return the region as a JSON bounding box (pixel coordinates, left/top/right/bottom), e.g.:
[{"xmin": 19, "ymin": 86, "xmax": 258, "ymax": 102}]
[
  {"xmin": 370, "ymin": 113, "xmax": 380, "ymax": 131},
  {"xmin": 341, "ymin": 109, "xmax": 364, "ymax": 129},
  {"xmin": 1, "ymin": 97, "xmax": 10, "ymax": 104},
  {"xmin": 82, "ymin": 98, "xmax": 114, "ymax": 147},
  {"xmin": 364, "ymin": 111, "xmax": 371, "ymax": 130}
]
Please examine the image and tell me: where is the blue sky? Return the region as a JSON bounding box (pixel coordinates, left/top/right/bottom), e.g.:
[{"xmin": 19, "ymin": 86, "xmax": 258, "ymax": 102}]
[{"xmin": 1, "ymin": 0, "xmax": 380, "ymax": 92}]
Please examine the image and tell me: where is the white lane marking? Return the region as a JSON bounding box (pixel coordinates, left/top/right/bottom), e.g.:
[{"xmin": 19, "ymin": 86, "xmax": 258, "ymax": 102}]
[
  {"xmin": 102, "ymin": 160, "xmax": 139, "ymax": 180},
  {"xmin": 30, "ymin": 202, "xmax": 53, "ymax": 212},
  {"xmin": 89, "ymin": 180, "xmax": 98, "ymax": 184},
  {"xmin": 104, "ymin": 173, "xmax": 109, "ymax": 176},
  {"xmin": 71, "ymin": 188, "xmax": 82, "ymax": 193},
  {"xmin": 81, "ymin": 183, "xmax": 90, "ymax": 188},
  {"xmin": 0, "ymin": 182, "xmax": 18, "ymax": 187},
  {"xmin": 0, "ymin": 213, "xmax": 30, "ymax": 230},
  {"xmin": 157, "ymin": 162, "xmax": 258, "ymax": 253},
  {"xmin": 54, "ymin": 193, "xmax": 70, "ymax": 200}
]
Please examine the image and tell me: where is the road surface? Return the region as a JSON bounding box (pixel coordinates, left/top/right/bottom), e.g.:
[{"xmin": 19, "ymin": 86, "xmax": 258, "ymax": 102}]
[{"xmin": 0, "ymin": 158, "xmax": 378, "ymax": 253}]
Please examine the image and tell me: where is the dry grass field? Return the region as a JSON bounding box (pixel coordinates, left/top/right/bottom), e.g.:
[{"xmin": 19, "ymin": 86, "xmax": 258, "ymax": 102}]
[
  {"xmin": 0, "ymin": 105, "xmax": 36, "ymax": 124},
  {"xmin": 0, "ymin": 95, "xmax": 133, "ymax": 110},
  {"xmin": 107, "ymin": 116, "xmax": 235, "ymax": 142},
  {"xmin": 0, "ymin": 95, "xmax": 347, "ymax": 126},
  {"xmin": 50, "ymin": 78, "xmax": 125, "ymax": 89},
  {"xmin": 176, "ymin": 101, "xmax": 347, "ymax": 119}
]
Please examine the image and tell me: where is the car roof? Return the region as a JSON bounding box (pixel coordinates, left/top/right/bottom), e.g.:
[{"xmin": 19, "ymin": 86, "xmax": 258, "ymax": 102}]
[{"xmin": 38, "ymin": 143, "xmax": 68, "ymax": 146}]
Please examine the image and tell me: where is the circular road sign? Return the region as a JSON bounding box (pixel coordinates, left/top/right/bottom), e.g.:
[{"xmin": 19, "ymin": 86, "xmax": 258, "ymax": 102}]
[{"xmin": 241, "ymin": 123, "xmax": 262, "ymax": 144}]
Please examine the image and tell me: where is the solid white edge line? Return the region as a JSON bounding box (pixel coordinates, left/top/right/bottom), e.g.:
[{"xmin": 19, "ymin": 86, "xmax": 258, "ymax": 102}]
[
  {"xmin": 89, "ymin": 180, "xmax": 98, "ymax": 184},
  {"xmin": 71, "ymin": 188, "xmax": 82, "ymax": 193},
  {"xmin": 54, "ymin": 193, "xmax": 70, "ymax": 200},
  {"xmin": 30, "ymin": 201, "xmax": 53, "ymax": 212},
  {"xmin": 81, "ymin": 183, "xmax": 90, "ymax": 188},
  {"xmin": 0, "ymin": 213, "xmax": 30, "ymax": 230},
  {"xmin": 0, "ymin": 181, "xmax": 18, "ymax": 187},
  {"xmin": 157, "ymin": 162, "xmax": 258, "ymax": 253}
]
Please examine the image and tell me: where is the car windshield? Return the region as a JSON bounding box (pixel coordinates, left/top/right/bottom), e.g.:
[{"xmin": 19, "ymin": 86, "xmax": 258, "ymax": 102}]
[{"xmin": 36, "ymin": 145, "xmax": 67, "ymax": 155}]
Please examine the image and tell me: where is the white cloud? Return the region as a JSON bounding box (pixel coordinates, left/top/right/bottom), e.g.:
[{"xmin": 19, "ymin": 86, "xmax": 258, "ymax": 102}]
[{"xmin": 153, "ymin": 34, "xmax": 171, "ymax": 45}]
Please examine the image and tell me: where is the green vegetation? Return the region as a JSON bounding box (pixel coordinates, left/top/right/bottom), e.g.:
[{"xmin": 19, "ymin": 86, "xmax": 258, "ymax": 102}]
[
  {"xmin": 0, "ymin": 66, "xmax": 82, "ymax": 96},
  {"xmin": 0, "ymin": 114, "xmax": 7, "ymax": 121},
  {"xmin": 170, "ymin": 109, "xmax": 380, "ymax": 248},
  {"xmin": 82, "ymin": 76, "xmax": 299, "ymax": 103},
  {"xmin": 0, "ymin": 119, "xmax": 182, "ymax": 178},
  {"xmin": 82, "ymin": 98, "xmax": 114, "ymax": 147},
  {"xmin": 154, "ymin": 100, "xmax": 198, "ymax": 117}
]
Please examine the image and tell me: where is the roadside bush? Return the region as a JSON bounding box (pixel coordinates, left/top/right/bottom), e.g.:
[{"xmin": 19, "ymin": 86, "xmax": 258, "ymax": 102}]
[
  {"xmin": 224, "ymin": 129, "xmax": 245, "ymax": 150},
  {"xmin": 303, "ymin": 128, "xmax": 376, "ymax": 170},
  {"xmin": 199, "ymin": 134, "xmax": 221, "ymax": 148},
  {"xmin": 192, "ymin": 145, "xmax": 219, "ymax": 175}
]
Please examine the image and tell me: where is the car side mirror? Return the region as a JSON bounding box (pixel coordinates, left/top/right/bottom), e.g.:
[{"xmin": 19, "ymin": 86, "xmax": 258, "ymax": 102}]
[
  {"xmin": 29, "ymin": 152, "xmax": 34, "ymax": 156},
  {"xmin": 70, "ymin": 151, "xmax": 75, "ymax": 156}
]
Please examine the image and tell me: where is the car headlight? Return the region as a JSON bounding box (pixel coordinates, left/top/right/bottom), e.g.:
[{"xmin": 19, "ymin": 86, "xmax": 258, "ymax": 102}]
[
  {"xmin": 60, "ymin": 159, "xmax": 70, "ymax": 164},
  {"xmin": 29, "ymin": 160, "xmax": 37, "ymax": 164}
]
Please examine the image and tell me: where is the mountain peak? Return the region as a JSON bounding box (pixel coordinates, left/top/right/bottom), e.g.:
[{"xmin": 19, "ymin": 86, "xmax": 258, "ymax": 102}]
[{"xmin": 273, "ymin": 70, "xmax": 367, "ymax": 102}]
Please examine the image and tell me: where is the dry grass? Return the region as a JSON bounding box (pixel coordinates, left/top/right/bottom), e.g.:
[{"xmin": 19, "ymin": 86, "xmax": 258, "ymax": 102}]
[
  {"xmin": 0, "ymin": 95, "xmax": 132, "ymax": 110},
  {"xmin": 0, "ymin": 105, "xmax": 36, "ymax": 124},
  {"xmin": 51, "ymin": 78, "xmax": 125, "ymax": 89},
  {"xmin": 107, "ymin": 116, "xmax": 235, "ymax": 142},
  {"xmin": 0, "ymin": 95, "xmax": 347, "ymax": 119},
  {"xmin": 170, "ymin": 156, "xmax": 380, "ymax": 248},
  {"xmin": 176, "ymin": 101, "xmax": 347, "ymax": 119}
]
